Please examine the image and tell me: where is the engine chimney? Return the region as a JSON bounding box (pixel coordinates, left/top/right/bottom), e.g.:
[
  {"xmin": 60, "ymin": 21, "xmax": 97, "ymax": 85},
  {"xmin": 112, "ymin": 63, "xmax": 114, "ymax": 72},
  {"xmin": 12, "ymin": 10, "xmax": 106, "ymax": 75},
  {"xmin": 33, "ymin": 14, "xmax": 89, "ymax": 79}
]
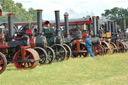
[
  {"xmin": 114, "ymin": 21, "xmax": 117, "ymax": 34},
  {"xmin": 96, "ymin": 16, "xmax": 100, "ymax": 35},
  {"xmin": 108, "ymin": 21, "xmax": 111, "ymax": 33},
  {"xmin": 55, "ymin": 10, "xmax": 60, "ymax": 36},
  {"xmin": 8, "ymin": 13, "xmax": 14, "ymax": 39},
  {"xmin": 105, "ymin": 22, "xmax": 109, "ymax": 33},
  {"xmin": 64, "ymin": 12, "xmax": 70, "ymax": 38},
  {"xmin": 111, "ymin": 22, "xmax": 114, "ymax": 33},
  {"xmin": 123, "ymin": 17, "xmax": 126, "ymax": 33},
  {"xmin": 92, "ymin": 16, "xmax": 97, "ymax": 36},
  {"xmin": 88, "ymin": 24, "xmax": 91, "ymax": 35},
  {"xmin": 37, "ymin": 9, "xmax": 42, "ymax": 34}
]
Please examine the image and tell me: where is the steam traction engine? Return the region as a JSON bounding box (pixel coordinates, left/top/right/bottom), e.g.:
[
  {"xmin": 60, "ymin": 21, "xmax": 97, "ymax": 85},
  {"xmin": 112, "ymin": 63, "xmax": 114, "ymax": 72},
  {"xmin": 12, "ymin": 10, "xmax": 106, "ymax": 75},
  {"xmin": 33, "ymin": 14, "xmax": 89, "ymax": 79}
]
[
  {"xmin": 44, "ymin": 10, "xmax": 68, "ymax": 61},
  {"xmin": 92, "ymin": 16, "xmax": 117, "ymax": 55},
  {"xmin": 13, "ymin": 9, "xmax": 55, "ymax": 64},
  {"xmin": 48, "ymin": 13, "xmax": 92, "ymax": 57},
  {"xmin": 113, "ymin": 18, "xmax": 128, "ymax": 52},
  {"xmin": 29, "ymin": 9, "xmax": 55, "ymax": 64},
  {"xmin": 61, "ymin": 13, "xmax": 92, "ymax": 57},
  {"xmin": 86, "ymin": 16, "xmax": 104, "ymax": 56},
  {"xmin": 0, "ymin": 14, "xmax": 39, "ymax": 74}
]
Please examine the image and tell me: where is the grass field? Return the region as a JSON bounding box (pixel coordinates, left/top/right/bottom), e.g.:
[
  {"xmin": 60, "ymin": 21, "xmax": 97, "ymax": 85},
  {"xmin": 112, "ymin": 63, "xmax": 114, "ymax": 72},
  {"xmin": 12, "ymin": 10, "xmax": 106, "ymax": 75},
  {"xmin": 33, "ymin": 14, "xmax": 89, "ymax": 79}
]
[{"xmin": 0, "ymin": 52, "xmax": 128, "ymax": 85}]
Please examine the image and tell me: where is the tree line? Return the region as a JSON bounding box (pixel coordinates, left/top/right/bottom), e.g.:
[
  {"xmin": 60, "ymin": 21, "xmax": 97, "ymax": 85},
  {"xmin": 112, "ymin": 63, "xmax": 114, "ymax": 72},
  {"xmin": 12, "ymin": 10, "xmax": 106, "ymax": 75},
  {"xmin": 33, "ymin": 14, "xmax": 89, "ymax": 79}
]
[
  {"xmin": 0, "ymin": 0, "xmax": 128, "ymax": 30},
  {"xmin": 102, "ymin": 7, "xmax": 128, "ymax": 30},
  {"xmin": 0, "ymin": 0, "xmax": 37, "ymax": 22}
]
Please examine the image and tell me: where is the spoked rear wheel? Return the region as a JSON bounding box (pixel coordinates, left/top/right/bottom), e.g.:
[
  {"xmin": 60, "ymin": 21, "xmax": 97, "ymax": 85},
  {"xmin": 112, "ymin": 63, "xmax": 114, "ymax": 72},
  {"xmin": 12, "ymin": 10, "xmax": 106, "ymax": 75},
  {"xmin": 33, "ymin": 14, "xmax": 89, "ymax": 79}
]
[
  {"xmin": 34, "ymin": 47, "xmax": 47, "ymax": 65},
  {"xmin": 51, "ymin": 44, "xmax": 67, "ymax": 62},
  {"xmin": 101, "ymin": 41, "xmax": 111, "ymax": 54},
  {"xmin": 71, "ymin": 43, "xmax": 79, "ymax": 58},
  {"xmin": 13, "ymin": 48, "xmax": 39, "ymax": 69},
  {"xmin": 111, "ymin": 42, "xmax": 118, "ymax": 53},
  {"xmin": 92, "ymin": 45, "xmax": 104, "ymax": 56},
  {"xmin": 63, "ymin": 44, "xmax": 72, "ymax": 60},
  {"xmin": 45, "ymin": 46, "xmax": 55, "ymax": 64},
  {"xmin": 116, "ymin": 41, "xmax": 125, "ymax": 53},
  {"xmin": 80, "ymin": 42, "xmax": 88, "ymax": 57},
  {"xmin": 0, "ymin": 52, "xmax": 7, "ymax": 74},
  {"xmin": 71, "ymin": 42, "xmax": 88, "ymax": 57}
]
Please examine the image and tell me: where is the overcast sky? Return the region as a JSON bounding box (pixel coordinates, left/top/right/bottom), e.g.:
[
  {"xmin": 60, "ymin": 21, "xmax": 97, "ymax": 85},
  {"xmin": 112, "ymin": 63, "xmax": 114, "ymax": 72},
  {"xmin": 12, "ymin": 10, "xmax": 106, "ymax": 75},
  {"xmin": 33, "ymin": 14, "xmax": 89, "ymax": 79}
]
[{"xmin": 14, "ymin": 0, "xmax": 128, "ymax": 20}]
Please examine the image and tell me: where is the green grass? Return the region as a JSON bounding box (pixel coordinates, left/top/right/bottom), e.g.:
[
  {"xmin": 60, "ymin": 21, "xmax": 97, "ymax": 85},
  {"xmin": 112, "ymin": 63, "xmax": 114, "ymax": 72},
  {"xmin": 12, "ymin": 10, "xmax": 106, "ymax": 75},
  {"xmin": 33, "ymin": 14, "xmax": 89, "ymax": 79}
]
[{"xmin": 1, "ymin": 52, "xmax": 128, "ymax": 85}]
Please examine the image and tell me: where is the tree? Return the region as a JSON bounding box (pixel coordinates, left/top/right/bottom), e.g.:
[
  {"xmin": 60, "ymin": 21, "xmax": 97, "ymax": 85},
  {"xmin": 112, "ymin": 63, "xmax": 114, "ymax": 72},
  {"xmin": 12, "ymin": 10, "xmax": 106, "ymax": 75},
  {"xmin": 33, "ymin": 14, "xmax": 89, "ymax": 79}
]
[
  {"xmin": 16, "ymin": 3, "xmax": 23, "ymax": 8},
  {"xmin": 0, "ymin": 0, "xmax": 37, "ymax": 22},
  {"xmin": 101, "ymin": 7, "xmax": 128, "ymax": 30},
  {"xmin": 28, "ymin": 8, "xmax": 37, "ymax": 21}
]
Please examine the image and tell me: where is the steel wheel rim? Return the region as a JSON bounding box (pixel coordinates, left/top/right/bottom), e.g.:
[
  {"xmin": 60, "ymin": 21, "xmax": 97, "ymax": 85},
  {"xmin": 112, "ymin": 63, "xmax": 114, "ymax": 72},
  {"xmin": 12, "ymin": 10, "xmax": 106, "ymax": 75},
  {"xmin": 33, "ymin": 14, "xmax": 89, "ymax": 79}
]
[
  {"xmin": 46, "ymin": 46, "xmax": 55, "ymax": 64},
  {"xmin": 52, "ymin": 44, "xmax": 66, "ymax": 62},
  {"xmin": 35, "ymin": 47, "xmax": 47, "ymax": 65},
  {"xmin": 63, "ymin": 44, "xmax": 72, "ymax": 59}
]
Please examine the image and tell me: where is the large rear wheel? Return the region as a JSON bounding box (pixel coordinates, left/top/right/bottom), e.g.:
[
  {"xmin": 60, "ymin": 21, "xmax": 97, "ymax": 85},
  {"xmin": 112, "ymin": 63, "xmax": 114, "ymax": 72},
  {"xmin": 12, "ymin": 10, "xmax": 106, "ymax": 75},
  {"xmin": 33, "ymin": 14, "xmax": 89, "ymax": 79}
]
[
  {"xmin": 51, "ymin": 44, "xmax": 67, "ymax": 62},
  {"xmin": 101, "ymin": 41, "xmax": 111, "ymax": 54},
  {"xmin": 45, "ymin": 46, "xmax": 55, "ymax": 64},
  {"xmin": 92, "ymin": 45, "xmax": 104, "ymax": 56},
  {"xmin": 63, "ymin": 44, "xmax": 72, "ymax": 59},
  {"xmin": 80, "ymin": 42, "xmax": 88, "ymax": 57},
  {"xmin": 71, "ymin": 42, "xmax": 88, "ymax": 57},
  {"xmin": 34, "ymin": 47, "xmax": 47, "ymax": 65}
]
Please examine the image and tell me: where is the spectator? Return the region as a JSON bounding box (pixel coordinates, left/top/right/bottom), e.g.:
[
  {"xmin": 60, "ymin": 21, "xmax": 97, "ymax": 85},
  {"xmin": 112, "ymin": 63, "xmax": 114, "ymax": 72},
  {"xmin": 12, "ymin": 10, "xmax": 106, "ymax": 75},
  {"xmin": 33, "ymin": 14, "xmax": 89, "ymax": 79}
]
[{"xmin": 85, "ymin": 34, "xmax": 95, "ymax": 58}]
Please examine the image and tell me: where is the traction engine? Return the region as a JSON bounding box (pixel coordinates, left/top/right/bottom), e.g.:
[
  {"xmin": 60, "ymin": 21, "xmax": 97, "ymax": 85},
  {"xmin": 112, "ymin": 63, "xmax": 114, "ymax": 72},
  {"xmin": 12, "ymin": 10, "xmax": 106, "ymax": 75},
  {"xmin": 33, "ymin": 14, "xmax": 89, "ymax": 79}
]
[{"xmin": 0, "ymin": 14, "xmax": 39, "ymax": 74}]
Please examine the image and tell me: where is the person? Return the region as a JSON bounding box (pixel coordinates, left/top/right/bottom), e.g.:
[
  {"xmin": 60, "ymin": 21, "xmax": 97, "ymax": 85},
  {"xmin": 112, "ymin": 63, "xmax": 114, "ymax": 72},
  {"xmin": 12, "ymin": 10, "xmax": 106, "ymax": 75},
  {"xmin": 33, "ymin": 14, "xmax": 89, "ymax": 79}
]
[{"xmin": 85, "ymin": 34, "xmax": 95, "ymax": 58}]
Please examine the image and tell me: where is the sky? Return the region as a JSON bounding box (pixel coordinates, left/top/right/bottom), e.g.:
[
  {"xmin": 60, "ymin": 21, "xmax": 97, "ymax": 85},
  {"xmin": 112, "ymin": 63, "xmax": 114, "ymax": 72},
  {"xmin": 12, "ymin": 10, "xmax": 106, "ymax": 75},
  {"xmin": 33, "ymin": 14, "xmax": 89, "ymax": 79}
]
[{"xmin": 13, "ymin": 0, "xmax": 128, "ymax": 20}]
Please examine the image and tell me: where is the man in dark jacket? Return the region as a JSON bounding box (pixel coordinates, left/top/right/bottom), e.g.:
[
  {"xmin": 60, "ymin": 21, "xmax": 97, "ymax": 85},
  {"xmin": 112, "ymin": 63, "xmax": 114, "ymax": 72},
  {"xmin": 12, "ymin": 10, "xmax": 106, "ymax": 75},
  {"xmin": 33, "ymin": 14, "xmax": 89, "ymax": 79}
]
[{"xmin": 85, "ymin": 35, "xmax": 95, "ymax": 58}]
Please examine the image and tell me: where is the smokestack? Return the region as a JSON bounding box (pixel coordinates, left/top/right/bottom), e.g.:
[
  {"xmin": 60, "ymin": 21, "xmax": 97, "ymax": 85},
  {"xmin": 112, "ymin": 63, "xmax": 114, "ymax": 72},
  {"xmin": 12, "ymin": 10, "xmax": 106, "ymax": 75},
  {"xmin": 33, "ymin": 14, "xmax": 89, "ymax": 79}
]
[
  {"xmin": 37, "ymin": 9, "xmax": 42, "ymax": 34},
  {"xmin": 123, "ymin": 17, "xmax": 126, "ymax": 32},
  {"xmin": 92, "ymin": 16, "xmax": 97, "ymax": 36},
  {"xmin": 88, "ymin": 24, "xmax": 91, "ymax": 35},
  {"xmin": 55, "ymin": 10, "xmax": 60, "ymax": 36},
  {"xmin": 64, "ymin": 12, "xmax": 70, "ymax": 38},
  {"xmin": 111, "ymin": 22, "xmax": 115, "ymax": 34},
  {"xmin": 108, "ymin": 21, "xmax": 111, "ymax": 33},
  {"xmin": 105, "ymin": 22, "xmax": 108, "ymax": 33},
  {"xmin": 114, "ymin": 21, "xmax": 117, "ymax": 33},
  {"xmin": 8, "ymin": 13, "xmax": 14, "ymax": 39},
  {"xmin": 96, "ymin": 16, "xmax": 100, "ymax": 35}
]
